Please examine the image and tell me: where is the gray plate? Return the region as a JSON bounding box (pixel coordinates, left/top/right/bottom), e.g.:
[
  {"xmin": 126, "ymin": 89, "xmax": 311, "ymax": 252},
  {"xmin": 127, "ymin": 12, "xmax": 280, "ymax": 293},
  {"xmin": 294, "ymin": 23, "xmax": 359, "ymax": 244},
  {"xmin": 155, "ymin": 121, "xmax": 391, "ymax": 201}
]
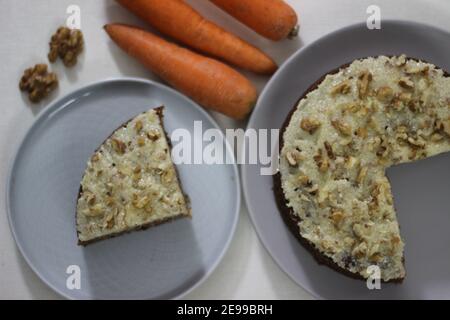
[
  {"xmin": 242, "ymin": 21, "xmax": 450, "ymax": 299},
  {"xmin": 6, "ymin": 78, "xmax": 240, "ymax": 300}
]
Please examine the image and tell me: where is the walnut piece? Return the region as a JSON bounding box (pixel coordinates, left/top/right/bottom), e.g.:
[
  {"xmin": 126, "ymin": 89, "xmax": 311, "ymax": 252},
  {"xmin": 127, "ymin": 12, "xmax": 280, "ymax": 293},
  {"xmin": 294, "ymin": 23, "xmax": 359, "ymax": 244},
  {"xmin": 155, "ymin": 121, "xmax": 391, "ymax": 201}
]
[
  {"xmin": 85, "ymin": 204, "xmax": 104, "ymax": 217},
  {"xmin": 355, "ymin": 127, "xmax": 368, "ymax": 138},
  {"xmin": 345, "ymin": 156, "xmax": 359, "ymax": 169},
  {"xmin": 331, "ymin": 119, "xmax": 352, "ymax": 136},
  {"xmin": 352, "ymin": 241, "xmax": 368, "ymax": 259},
  {"xmin": 357, "ymin": 166, "xmax": 368, "ymax": 185},
  {"xmin": 104, "ymin": 213, "xmax": 115, "ymax": 229},
  {"xmin": 434, "ymin": 119, "xmax": 450, "ymax": 137},
  {"xmin": 398, "ymin": 92, "xmax": 412, "ymax": 103},
  {"xmin": 398, "ymin": 77, "xmax": 414, "ymax": 89},
  {"xmin": 391, "ymin": 235, "xmax": 401, "ymax": 246},
  {"xmin": 137, "ymin": 136, "xmax": 146, "ymax": 147},
  {"xmin": 86, "ymin": 193, "xmax": 96, "ymax": 206},
  {"xmin": 286, "ymin": 150, "xmax": 300, "ymax": 167},
  {"xmin": 443, "ymin": 119, "xmax": 450, "ymax": 137},
  {"xmin": 431, "ymin": 132, "xmax": 444, "ymax": 142},
  {"xmin": 162, "ymin": 170, "xmax": 174, "ymax": 184},
  {"xmin": 394, "ymin": 55, "xmax": 407, "ymax": 67},
  {"xmin": 147, "ymin": 129, "xmax": 161, "ymax": 141},
  {"xmin": 330, "ymin": 80, "xmax": 351, "ymax": 96},
  {"xmin": 19, "ymin": 64, "xmax": 58, "ymax": 103},
  {"xmin": 300, "ymin": 117, "xmax": 321, "ymax": 134},
  {"xmin": 405, "ymin": 65, "xmax": 429, "ymax": 75},
  {"xmin": 313, "ymin": 149, "xmax": 329, "ymax": 172},
  {"xmin": 111, "ymin": 138, "xmax": 126, "ymax": 154},
  {"xmin": 48, "ymin": 26, "xmax": 84, "ymax": 67},
  {"xmin": 298, "ymin": 174, "xmax": 310, "ymax": 186},
  {"xmin": 341, "ymin": 102, "xmax": 362, "ymax": 115},
  {"xmin": 134, "ymin": 120, "xmax": 143, "ymax": 133},
  {"xmin": 132, "ymin": 194, "xmax": 151, "ymax": 209},
  {"xmin": 306, "ymin": 184, "xmax": 319, "ymax": 195},
  {"xmin": 357, "ymin": 70, "xmax": 372, "ymax": 99},
  {"xmin": 324, "ymin": 141, "xmax": 335, "ymax": 160},
  {"xmin": 330, "ymin": 211, "xmax": 344, "ymax": 225},
  {"xmin": 91, "ymin": 154, "xmax": 100, "ymax": 162},
  {"xmin": 407, "ymin": 136, "xmax": 426, "ymax": 148},
  {"xmin": 376, "ymin": 86, "xmax": 394, "ymax": 103}
]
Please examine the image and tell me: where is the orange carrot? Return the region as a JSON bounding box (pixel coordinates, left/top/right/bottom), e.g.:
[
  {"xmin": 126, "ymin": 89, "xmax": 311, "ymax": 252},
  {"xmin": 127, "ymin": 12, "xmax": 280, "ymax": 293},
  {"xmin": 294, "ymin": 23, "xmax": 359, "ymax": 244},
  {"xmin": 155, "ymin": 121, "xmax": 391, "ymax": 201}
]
[
  {"xmin": 210, "ymin": 0, "xmax": 299, "ymax": 41},
  {"xmin": 104, "ymin": 24, "xmax": 257, "ymax": 120},
  {"xmin": 116, "ymin": 0, "xmax": 277, "ymax": 75}
]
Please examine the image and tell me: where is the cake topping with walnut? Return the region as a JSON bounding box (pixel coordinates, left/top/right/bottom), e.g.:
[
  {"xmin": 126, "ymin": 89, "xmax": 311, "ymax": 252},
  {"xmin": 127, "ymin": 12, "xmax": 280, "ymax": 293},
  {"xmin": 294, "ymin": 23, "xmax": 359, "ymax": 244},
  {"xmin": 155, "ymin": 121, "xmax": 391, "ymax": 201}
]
[
  {"xmin": 278, "ymin": 56, "xmax": 450, "ymax": 281},
  {"xmin": 76, "ymin": 107, "xmax": 191, "ymax": 245}
]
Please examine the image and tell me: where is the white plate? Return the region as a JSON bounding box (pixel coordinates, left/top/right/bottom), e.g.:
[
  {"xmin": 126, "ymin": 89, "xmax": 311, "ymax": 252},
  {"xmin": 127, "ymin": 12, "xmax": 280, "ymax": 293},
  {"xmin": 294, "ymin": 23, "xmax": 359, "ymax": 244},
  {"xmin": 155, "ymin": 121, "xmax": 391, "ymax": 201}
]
[
  {"xmin": 6, "ymin": 78, "xmax": 240, "ymax": 299},
  {"xmin": 242, "ymin": 21, "xmax": 450, "ymax": 299}
]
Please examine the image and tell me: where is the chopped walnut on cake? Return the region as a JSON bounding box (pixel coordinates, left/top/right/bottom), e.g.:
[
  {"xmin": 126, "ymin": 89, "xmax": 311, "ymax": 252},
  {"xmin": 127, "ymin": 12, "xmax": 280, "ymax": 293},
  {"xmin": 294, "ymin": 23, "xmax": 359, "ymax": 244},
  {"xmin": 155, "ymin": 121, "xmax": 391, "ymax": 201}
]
[{"xmin": 276, "ymin": 56, "xmax": 450, "ymax": 282}]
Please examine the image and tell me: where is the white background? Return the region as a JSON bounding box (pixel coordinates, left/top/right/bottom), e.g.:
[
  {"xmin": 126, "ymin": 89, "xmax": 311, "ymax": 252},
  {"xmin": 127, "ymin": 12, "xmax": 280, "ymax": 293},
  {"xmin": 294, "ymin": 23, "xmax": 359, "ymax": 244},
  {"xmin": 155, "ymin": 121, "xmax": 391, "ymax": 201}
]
[{"xmin": 0, "ymin": 0, "xmax": 449, "ymax": 299}]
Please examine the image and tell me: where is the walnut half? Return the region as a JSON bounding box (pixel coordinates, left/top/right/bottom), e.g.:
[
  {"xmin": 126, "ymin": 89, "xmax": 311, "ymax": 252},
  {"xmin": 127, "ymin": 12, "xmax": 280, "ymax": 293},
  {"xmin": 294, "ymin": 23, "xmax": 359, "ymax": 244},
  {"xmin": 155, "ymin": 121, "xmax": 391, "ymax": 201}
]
[
  {"xmin": 376, "ymin": 86, "xmax": 394, "ymax": 103},
  {"xmin": 285, "ymin": 149, "xmax": 302, "ymax": 167},
  {"xmin": 300, "ymin": 117, "xmax": 321, "ymax": 134},
  {"xmin": 48, "ymin": 26, "xmax": 84, "ymax": 67},
  {"xmin": 19, "ymin": 64, "xmax": 58, "ymax": 103},
  {"xmin": 398, "ymin": 77, "xmax": 414, "ymax": 90},
  {"xmin": 111, "ymin": 138, "xmax": 126, "ymax": 154},
  {"xmin": 330, "ymin": 80, "xmax": 351, "ymax": 96},
  {"xmin": 330, "ymin": 210, "xmax": 344, "ymax": 225},
  {"xmin": 357, "ymin": 70, "xmax": 372, "ymax": 99},
  {"xmin": 331, "ymin": 119, "xmax": 352, "ymax": 136}
]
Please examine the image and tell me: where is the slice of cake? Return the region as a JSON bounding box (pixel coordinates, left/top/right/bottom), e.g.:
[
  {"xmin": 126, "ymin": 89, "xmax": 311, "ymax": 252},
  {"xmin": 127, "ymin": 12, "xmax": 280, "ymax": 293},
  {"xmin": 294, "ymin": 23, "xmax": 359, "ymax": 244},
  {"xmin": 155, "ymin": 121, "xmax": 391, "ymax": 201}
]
[
  {"xmin": 76, "ymin": 106, "xmax": 190, "ymax": 245},
  {"xmin": 275, "ymin": 55, "xmax": 450, "ymax": 282}
]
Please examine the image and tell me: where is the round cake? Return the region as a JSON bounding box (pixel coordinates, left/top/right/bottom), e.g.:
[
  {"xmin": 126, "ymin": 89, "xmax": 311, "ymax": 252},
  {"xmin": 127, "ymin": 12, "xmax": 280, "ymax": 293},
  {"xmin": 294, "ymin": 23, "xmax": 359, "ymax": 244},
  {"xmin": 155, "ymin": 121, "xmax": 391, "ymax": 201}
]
[{"xmin": 275, "ymin": 55, "xmax": 450, "ymax": 282}]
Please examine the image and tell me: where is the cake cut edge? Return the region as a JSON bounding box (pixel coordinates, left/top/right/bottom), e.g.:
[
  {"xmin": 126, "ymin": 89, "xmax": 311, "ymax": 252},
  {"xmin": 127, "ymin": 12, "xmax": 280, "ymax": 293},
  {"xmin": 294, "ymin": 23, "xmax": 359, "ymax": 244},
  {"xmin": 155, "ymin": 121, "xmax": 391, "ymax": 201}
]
[
  {"xmin": 270, "ymin": 58, "xmax": 447, "ymax": 283},
  {"xmin": 76, "ymin": 106, "xmax": 191, "ymax": 246}
]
